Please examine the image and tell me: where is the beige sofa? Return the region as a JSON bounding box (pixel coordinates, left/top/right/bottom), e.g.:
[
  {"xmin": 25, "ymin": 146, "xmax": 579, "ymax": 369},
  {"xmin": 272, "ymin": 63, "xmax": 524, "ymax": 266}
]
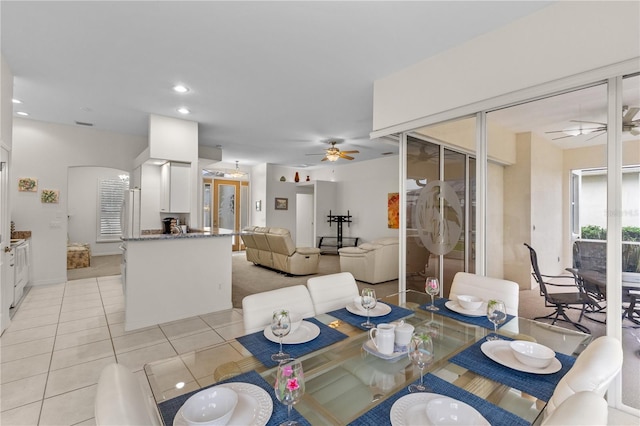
[
  {"xmin": 241, "ymin": 226, "xmax": 321, "ymax": 276},
  {"xmin": 338, "ymin": 237, "xmax": 399, "ymax": 284}
]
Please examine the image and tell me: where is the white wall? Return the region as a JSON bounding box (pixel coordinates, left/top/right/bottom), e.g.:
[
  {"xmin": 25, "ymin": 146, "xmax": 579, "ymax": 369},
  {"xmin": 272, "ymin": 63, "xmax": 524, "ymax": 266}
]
[
  {"xmin": 11, "ymin": 119, "xmax": 146, "ymax": 285},
  {"xmin": 332, "ymin": 156, "xmax": 400, "ymax": 243},
  {"xmin": 67, "ymin": 166, "xmax": 128, "ymax": 256},
  {"xmin": 373, "ymin": 1, "xmax": 640, "ymax": 134}
]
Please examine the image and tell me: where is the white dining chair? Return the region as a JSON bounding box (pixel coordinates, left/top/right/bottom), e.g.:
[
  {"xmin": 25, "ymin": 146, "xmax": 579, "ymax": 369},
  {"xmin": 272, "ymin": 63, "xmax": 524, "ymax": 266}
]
[
  {"xmin": 450, "ymin": 272, "xmax": 520, "ymax": 316},
  {"xmin": 544, "ymin": 336, "xmax": 623, "ymax": 419},
  {"xmin": 95, "ymin": 363, "xmax": 161, "ymax": 426},
  {"xmin": 307, "ymin": 272, "xmax": 359, "ymax": 314},
  {"xmin": 541, "ymin": 391, "xmax": 608, "ymax": 426},
  {"xmin": 241, "ymin": 284, "xmax": 316, "ymax": 334}
]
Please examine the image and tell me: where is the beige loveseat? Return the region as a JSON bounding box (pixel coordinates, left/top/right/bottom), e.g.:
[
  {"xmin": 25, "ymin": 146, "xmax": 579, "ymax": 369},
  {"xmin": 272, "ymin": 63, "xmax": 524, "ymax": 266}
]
[
  {"xmin": 338, "ymin": 237, "xmax": 399, "ymax": 284},
  {"xmin": 241, "ymin": 226, "xmax": 321, "ymax": 275}
]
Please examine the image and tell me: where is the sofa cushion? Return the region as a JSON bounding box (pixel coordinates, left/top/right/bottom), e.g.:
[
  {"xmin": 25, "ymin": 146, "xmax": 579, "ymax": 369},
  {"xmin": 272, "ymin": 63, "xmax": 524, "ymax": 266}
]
[
  {"xmin": 373, "ymin": 237, "xmax": 399, "ymax": 246},
  {"xmin": 358, "ymin": 243, "xmax": 382, "ymax": 251}
]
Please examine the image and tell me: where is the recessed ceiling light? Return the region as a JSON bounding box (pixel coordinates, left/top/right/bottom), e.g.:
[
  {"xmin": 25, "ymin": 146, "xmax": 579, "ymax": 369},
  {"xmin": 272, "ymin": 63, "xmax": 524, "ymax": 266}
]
[
  {"xmin": 16, "ymin": 111, "xmax": 29, "ymax": 116},
  {"xmin": 173, "ymin": 85, "xmax": 189, "ymax": 93},
  {"xmin": 12, "ymin": 98, "xmax": 22, "ymax": 104},
  {"xmin": 177, "ymin": 107, "xmax": 190, "ymax": 114}
]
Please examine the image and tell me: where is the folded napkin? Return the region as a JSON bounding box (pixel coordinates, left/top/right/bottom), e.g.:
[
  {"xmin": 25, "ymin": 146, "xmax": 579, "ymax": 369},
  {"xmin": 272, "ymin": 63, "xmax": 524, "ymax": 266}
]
[
  {"xmin": 421, "ymin": 298, "xmax": 515, "ymax": 330},
  {"xmin": 158, "ymin": 370, "xmax": 310, "ymax": 426},
  {"xmin": 236, "ymin": 317, "xmax": 348, "ymax": 368},
  {"xmin": 348, "ymin": 373, "xmax": 529, "ymax": 426},
  {"xmin": 449, "ymin": 335, "xmax": 575, "ymax": 402},
  {"xmin": 327, "ymin": 303, "xmax": 414, "ymax": 331}
]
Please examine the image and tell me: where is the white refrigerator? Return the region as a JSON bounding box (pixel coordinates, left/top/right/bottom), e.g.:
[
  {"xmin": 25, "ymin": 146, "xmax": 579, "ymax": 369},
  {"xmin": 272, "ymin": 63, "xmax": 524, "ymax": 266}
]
[{"xmin": 122, "ymin": 188, "xmax": 141, "ymax": 239}]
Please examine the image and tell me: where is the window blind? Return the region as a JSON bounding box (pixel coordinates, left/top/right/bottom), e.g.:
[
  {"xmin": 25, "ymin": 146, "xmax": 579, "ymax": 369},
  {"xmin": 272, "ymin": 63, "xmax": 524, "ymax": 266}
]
[{"xmin": 98, "ymin": 178, "xmax": 128, "ymax": 241}]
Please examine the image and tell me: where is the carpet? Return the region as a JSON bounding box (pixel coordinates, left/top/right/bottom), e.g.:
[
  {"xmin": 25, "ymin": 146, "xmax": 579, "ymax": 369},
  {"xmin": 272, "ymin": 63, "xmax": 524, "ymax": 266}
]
[
  {"xmin": 66, "ymin": 254, "xmax": 122, "ymax": 280},
  {"xmin": 231, "ymin": 253, "xmax": 399, "ymax": 308}
]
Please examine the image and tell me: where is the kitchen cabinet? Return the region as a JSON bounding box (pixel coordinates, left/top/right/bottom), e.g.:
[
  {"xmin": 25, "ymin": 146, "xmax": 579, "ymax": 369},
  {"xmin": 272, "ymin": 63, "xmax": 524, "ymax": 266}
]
[{"xmin": 161, "ymin": 162, "xmax": 190, "ymax": 213}]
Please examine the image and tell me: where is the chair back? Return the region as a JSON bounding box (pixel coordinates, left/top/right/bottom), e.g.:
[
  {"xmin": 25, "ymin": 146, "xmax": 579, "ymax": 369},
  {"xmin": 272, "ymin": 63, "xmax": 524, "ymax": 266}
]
[
  {"xmin": 545, "ymin": 336, "xmax": 623, "ymax": 418},
  {"xmin": 95, "ymin": 363, "xmax": 161, "ymax": 426},
  {"xmin": 541, "ymin": 391, "xmax": 608, "ymax": 426},
  {"xmin": 524, "ymin": 243, "xmax": 553, "ymax": 298},
  {"xmin": 307, "ymin": 272, "xmax": 359, "ymax": 314},
  {"xmin": 242, "ymin": 285, "xmax": 316, "ymax": 334},
  {"xmin": 450, "ymin": 272, "xmax": 519, "ymax": 316}
]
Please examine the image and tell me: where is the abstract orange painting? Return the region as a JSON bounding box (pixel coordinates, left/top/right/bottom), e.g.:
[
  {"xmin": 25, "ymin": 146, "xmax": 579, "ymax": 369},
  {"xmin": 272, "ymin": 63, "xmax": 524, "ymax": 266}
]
[{"xmin": 388, "ymin": 192, "xmax": 399, "ymax": 229}]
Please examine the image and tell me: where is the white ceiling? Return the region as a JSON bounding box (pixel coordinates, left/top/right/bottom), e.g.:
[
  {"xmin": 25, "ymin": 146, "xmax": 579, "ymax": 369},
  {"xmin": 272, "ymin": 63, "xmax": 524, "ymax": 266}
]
[{"xmin": 1, "ymin": 1, "xmax": 559, "ymax": 168}]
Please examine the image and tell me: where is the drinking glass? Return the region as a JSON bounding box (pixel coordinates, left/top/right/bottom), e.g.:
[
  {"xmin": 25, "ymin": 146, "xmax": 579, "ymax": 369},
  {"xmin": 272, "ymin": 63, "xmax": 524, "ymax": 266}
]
[
  {"xmin": 360, "ymin": 288, "xmax": 377, "ymax": 329},
  {"xmin": 407, "ymin": 333, "xmax": 434, "ymax": 393},
  {"xmin": 274, "ymin": 358, "xmax": 305, "ymax": 426},
  {"xmin": 425, "ymin": 277, "xmax": 440, "ymax": 311},
  {"xmin": 271, "ymin": 309, "xmax": 291, "ymax": 361},
  {"xmin": 486, "ymin": 299, "xmax": 507, "ymax": 341}
]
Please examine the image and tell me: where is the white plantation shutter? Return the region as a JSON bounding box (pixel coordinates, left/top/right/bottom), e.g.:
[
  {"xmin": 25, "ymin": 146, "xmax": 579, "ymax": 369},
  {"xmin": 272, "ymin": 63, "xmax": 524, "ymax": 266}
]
[{"xmin": 97, "ymin": 178, "xmax": 128, "ymax": 241}]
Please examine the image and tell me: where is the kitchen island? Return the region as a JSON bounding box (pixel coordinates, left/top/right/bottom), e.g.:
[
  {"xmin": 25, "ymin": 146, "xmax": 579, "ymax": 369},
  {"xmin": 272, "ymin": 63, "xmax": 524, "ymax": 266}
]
[{"xmin": 121, "ymin": 230, "xmax": 234, "ymax": 331}]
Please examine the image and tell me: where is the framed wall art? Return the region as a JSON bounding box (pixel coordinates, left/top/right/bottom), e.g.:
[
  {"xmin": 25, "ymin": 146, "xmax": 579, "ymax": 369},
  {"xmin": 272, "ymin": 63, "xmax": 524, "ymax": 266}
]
[
  {"xmin": 18, "ymin": 177, "xmax": 38, "ymax": 192},
  {"xmin": 41, "ymin": 189, "xmax": 59, "ymax": 204},
  {"xmin": 388, "ymin": 192, "xmax": 399, "ymax": 229},
  {"xmin": 275, "ymin": 197, "xmax": 288, "ymax": 210}
]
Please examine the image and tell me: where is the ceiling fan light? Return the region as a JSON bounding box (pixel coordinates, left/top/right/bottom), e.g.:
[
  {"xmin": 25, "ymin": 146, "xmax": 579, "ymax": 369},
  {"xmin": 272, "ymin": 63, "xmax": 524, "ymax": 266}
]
[
  {"xmin": 326, "ymin": 153, "xmax": 340, "ymax": 162},
  {"xmin": 564, "ymin": 129, "xmax": 581, "ymax": 136}
]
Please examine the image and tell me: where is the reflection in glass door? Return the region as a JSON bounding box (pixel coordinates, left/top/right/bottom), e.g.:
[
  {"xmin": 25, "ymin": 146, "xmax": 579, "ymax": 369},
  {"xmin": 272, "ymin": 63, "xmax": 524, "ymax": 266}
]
[{"xmin": 405, "ymin": 135, "xmax": 474, "ymax": 297}]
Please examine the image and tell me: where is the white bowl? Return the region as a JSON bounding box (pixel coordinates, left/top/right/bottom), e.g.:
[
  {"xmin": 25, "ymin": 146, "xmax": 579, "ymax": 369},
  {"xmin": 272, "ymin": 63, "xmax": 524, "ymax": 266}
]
[
  {"xmin": 288, "ymin": 312, "xmax": 303, "ymax": 333},
  {"xmin": 426, "ymin": 397, "xmax": 482, "ymax": 425},
  {"xmin": 510, "ymin": 340, "xmax": 555, "ymax": 369},
  {"xmin": 457, "ymin": 295, "xmax": 483, "ymax": 311},
  {"xmin": 352, "ymin": 296, "xmax": 368, "ymax": 312},
  {"xmin": 181, "ymin": 386, "xmax": 238, "ymax": 426}
]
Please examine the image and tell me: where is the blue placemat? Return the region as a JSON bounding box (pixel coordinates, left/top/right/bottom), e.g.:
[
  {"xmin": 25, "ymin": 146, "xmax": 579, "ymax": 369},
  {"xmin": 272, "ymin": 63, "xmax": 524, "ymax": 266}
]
[
  {"xmin": 157, "ymin": 370, "xmax": 310, "ymax": 426},
  {"xmin": 327, "ymin": 303, "xmax": 414, "ymax": 331},
  {"xmin": 236, "ymin": 317, "xmax": 348, "ymax": 368},
  {"xmin": 348, "ymin": 373, "xmax": 530, "ymax": 426},
  {"xmin": 449, "ymin": 335, "xmax": 576, "ymax": 402},
  {"xmin": 420, "ymin": 298, "xmax": 515, "ymax": 330}
]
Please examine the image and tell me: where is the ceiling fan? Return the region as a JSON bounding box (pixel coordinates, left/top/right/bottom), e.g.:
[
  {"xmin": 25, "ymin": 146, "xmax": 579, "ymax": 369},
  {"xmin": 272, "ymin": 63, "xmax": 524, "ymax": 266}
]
[
  {"xmin": 307, "ymin": 140, "xmax": 360, "ymax": 162},
  {"xmin": 546, "ymin": 106, "xmax": 640, "ymax": 141}
]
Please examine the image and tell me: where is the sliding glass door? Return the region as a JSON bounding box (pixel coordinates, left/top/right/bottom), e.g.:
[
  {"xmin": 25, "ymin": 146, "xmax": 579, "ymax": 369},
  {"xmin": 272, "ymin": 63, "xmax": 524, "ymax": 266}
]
[{"xmin": 405, "ymin": 128, "xmax": 476, "ymax": 298}]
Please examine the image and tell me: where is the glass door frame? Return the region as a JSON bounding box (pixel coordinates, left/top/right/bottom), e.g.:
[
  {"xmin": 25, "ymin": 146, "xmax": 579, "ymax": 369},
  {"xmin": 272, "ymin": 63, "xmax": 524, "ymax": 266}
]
[{"xmin": 398, "ymin": 70, "xmax": 637, "ymax": 415}]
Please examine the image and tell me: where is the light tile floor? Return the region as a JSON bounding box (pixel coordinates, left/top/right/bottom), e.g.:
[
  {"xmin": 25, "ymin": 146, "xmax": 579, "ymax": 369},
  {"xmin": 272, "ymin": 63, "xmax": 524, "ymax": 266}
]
[{"xmin": 1, "ymin": 275, "xmax": 246, "ymax": 425}]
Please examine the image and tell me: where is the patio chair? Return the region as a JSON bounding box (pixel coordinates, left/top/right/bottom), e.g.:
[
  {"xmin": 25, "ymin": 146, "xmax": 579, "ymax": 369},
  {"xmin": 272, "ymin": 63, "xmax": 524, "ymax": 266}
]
[{"xmin": 524, "ymin": 243, "xmax": 594, "ymax": 334}]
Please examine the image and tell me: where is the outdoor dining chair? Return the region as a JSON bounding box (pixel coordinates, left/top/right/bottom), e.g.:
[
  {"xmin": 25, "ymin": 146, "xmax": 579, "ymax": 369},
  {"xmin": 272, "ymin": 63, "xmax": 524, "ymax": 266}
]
[{"xmin": 524, "ymin": 243, "xmax": 595, "ymax": 334}]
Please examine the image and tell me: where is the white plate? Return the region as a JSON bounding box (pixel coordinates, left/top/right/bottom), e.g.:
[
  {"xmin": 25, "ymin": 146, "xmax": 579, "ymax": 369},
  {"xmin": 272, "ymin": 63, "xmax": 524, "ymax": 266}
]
[
  {"xmin": 480, "ymin": 340, "xmax": 562, "ymax": 374},
  {"xmin": 346, "ymin": 302, "xmax": 392, "ymax": 317},
  {"xmin": 263, "ymin": 320, "xmax": 320, "ymax": 344},
  {"xmin": 363, "ymin": 339, "xmax": 408, "ymax": 362},
  {"xmin": 390, "ymin": 393, "xmax": 489, "ymax": 426},
  {"xmin": 174, "ymin": 382, "xmax": 273, "ymax": 426},
  {"xmin": 445, "ymin": 300, "xmax": 487, "ymax": 317}
]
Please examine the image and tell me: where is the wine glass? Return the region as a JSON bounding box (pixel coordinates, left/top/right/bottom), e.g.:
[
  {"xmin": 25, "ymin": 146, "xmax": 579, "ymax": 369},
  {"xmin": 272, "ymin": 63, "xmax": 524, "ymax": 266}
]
[
  {"xmin": 271, "ymin": 309, "xmax": 291, "ymax": 361},
  {"xmin": 486, "ymin": 299, "xmax": 507, "ymax": 341},
  {"xmin": 425, "ymin": 277, "xmax": 440, "ymax": 311},
  {"xmin": 360, "ymin": 288, "xmax": 377, "ymax": 329},
  {"xmin": 407, "ymin": 333, "xmax": 434, "ymax": 393},
  {"xmin": 274, "ymin": 358, "xmax": 305, "ymax": 426}
]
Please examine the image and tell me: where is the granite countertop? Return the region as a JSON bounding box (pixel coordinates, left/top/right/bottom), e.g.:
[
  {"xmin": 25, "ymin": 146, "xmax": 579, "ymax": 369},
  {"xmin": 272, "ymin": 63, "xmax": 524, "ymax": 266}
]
[{"xmin": 122, "ymin": 228, "xmax": 237, "ymax": 242}]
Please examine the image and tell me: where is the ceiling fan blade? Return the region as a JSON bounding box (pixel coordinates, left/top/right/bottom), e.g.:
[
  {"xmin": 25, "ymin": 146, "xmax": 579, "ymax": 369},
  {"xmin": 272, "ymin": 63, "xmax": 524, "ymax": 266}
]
[
  {"xmin": 623, "ymin": 107, "xmax": 640, "ymax": 123},
  {"xmin": 321, "ymin": 156, "xmax": 329, "ymax": 162},
  {"xmin": 551, "ymin": 134, "xmax": 579, "ymax": 140},
  {"xmin": 570, "ymin": 119, "xmax": 607, "ymax": 126},
  {"xmin": 340, "ymin": 150, "xmax": 360, "ymax": 154},
  {"xmin": 584, "ymin": 131, "xmax": 606, "ymax": 142},
  {"xmin": 305, "ymin": 153, "xmax": 325, "ymax": 156},
  {"xmin": 340, "ymin": 154, "xmax": 355, "ymax": 160}
]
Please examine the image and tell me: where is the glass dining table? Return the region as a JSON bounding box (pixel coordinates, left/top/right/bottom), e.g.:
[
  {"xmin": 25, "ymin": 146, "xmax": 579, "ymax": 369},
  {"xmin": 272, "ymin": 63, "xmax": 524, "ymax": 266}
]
[{"xmin": 144, "ymin": 290, "xmax": 592, "ymax": 426}]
